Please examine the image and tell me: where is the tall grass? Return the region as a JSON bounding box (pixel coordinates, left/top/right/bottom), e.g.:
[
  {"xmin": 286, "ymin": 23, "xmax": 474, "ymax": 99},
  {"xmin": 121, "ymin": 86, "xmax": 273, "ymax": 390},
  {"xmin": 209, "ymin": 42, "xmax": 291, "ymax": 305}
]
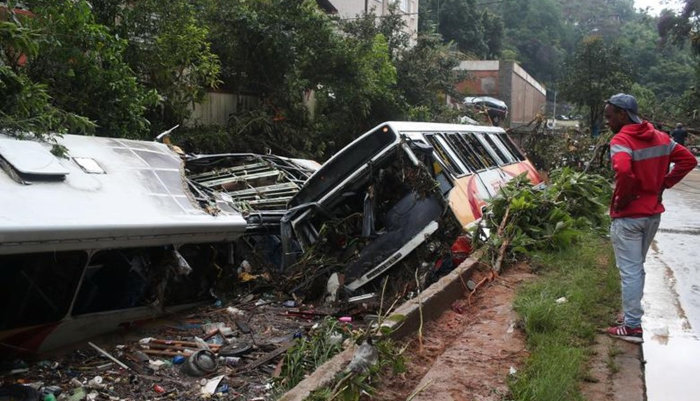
[{"xmin": 508, "ymin": 233, "xmax": 619, "ymax": 401}]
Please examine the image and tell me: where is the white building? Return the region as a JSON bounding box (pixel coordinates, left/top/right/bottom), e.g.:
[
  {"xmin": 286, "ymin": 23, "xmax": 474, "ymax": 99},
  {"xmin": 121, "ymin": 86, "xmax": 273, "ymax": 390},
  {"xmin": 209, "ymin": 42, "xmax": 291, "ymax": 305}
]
[{"xmin": 329, "ymin": 0, "xmax": 418, "ymax": 44}]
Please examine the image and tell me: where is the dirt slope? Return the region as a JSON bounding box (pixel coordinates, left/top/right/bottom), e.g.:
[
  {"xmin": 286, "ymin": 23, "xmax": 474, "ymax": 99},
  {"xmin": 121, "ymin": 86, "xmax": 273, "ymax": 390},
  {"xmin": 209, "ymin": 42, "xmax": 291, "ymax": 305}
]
[
  {"xmin": 371, "ymin": 263, "xmax": 644, "ymax": 401},
  {"xmin": 372, "ymin": 264, "xmax": 531, "ymax": 400}
]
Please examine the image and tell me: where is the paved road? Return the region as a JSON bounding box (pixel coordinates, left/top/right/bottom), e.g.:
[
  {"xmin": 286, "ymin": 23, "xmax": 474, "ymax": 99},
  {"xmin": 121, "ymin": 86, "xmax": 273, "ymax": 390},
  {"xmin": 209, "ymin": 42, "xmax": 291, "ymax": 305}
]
[{"xmin": 643, "ymin": 166, "xmax": 700, "ymax": 401}]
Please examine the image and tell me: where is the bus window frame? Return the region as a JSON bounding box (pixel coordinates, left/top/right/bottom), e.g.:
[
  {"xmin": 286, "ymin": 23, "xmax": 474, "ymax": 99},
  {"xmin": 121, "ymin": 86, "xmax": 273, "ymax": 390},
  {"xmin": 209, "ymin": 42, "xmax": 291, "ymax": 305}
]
[
  {"xmin": 497, "ymin": 132, "xmax": 525, "ymax": 161},
  {"xmin": 486, "ymin": 133, "xmax": 517, "ymax": 164},
  {"xmin": 458, "ymin": 132, "xmax": 498, "ymax": 169},
  {"xmin": 431, "ymin": 133, "xmax": 472, "ymax": 177},
  {"xmin": 423, "ymin": 133, "xmax": 465, "ymax": 177},
  {"xmin": 478, "ymin": 132, "xmax": 514, "ymax": 165},
  {"xmin": 441, "ymin": 132, "xmax": 484, "ymax": 172}
]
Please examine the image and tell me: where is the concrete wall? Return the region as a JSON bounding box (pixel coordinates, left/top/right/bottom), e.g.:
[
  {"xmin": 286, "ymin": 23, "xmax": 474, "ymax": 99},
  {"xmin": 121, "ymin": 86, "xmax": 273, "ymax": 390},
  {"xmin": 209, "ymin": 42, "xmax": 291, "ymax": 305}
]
[
  {"xmin": 505, "ymin": 62, "xmax": 546, "ymax": 126},
  {"xmin": 454, "ymin": 60, "xmax": 546, "ymax": 127},
  {"xmin": 455, "ymin": 60, "xmax": 501, "ymax": 97},
  {"xmin": 185, "ymin": 91, "xmax": 258, "ymax": 127}
]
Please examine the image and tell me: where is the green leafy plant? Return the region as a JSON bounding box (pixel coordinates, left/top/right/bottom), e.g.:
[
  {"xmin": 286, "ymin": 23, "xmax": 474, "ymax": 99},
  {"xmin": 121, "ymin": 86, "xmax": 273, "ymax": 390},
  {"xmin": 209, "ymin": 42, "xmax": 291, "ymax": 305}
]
[
  {"xmin": 1, "ymin": 5, "xmax": 94, "ymax": 138},
  {"xmin": 474, "ymin": 168, "xmax": 611, "ymax": 272},
  {"xmin": 274, "ymin": 316, "xmax": 348, "ymax": 393},
  {"xmin": 26, "ymin": 0, "xmax": 159, "ymax": 139}
]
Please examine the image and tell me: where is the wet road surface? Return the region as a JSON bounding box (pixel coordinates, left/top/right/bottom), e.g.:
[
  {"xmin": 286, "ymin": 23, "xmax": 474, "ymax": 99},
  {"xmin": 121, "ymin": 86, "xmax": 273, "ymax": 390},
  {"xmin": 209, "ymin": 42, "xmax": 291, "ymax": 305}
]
[{"xmin": 643, "ymin": 166, "xmax": 700, "ymax": 401}]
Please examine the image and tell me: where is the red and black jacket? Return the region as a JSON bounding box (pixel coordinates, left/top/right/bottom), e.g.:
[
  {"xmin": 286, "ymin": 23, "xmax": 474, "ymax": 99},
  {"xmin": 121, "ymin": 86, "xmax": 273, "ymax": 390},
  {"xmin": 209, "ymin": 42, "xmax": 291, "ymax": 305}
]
[{"xmin": 609, "ymin": 121, "xmax": 697, "ymax": 218}]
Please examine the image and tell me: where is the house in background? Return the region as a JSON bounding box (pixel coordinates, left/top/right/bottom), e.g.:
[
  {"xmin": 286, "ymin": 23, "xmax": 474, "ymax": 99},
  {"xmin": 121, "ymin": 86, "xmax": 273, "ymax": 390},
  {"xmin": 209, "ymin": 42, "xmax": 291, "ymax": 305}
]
[
  {"xmin": 187, "ymin": 0, "xmax": 419, "ymax": 127},
  {"xmin": 452, "ymin": 60, "xmax": 547, "ymax": 127},
  {"xmin": 329, "ymin": 0, "xmax": 418, "ymax": 44}
]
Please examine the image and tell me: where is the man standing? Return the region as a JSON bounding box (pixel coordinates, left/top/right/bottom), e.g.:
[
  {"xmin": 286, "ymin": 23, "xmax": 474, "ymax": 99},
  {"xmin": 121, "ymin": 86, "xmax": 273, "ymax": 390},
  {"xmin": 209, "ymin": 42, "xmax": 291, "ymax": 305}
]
[
  {"xmin": 670, "ymin": 123, "xmax": 688, "ymax": 146},
  {"xmin": 604, "ymin": 93, "xmax": 697, "ymax": 343}
]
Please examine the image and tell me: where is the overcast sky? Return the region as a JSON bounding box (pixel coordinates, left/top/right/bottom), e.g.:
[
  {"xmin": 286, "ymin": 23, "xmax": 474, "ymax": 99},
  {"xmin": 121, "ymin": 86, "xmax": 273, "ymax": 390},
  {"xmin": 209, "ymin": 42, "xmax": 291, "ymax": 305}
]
[{"xmin": 634, "ymin": 0, "xmax": 685, "ymax": 15}]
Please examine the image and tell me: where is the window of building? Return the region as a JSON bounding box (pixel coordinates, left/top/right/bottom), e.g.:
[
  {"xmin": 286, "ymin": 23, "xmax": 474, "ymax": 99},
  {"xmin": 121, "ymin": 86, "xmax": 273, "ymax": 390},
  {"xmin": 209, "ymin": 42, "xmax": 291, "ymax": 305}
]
[{"xmin": 397, "ymin": 0, "xmax": 409, "ymax": 12}]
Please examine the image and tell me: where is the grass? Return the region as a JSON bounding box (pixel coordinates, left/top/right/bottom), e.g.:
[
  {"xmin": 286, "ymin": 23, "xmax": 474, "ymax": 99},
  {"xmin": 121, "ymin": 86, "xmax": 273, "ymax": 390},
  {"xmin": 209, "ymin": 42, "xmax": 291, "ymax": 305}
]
[{"xmin": 507, "ymin": 233, "xmax": 620, "ymax": 401}]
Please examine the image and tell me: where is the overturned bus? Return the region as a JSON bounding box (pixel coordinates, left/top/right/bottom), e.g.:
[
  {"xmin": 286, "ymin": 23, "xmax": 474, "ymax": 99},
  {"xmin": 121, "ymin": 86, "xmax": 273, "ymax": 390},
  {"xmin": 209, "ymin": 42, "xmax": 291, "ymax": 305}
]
[
  {"xmin": 281, "ymin": 121, "xmax": 542, "ymax": 295},
  {"xmin": 0, "ymin": 133, "xmax": 316, "ymax": 354}
]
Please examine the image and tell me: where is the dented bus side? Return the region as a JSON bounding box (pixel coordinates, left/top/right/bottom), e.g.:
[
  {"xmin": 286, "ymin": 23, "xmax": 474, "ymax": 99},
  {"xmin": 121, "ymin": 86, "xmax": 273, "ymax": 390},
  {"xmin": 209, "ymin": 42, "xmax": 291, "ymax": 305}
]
[{"xmin": 281, "ymin": 122, "xmax": 541, "ymax": 293}]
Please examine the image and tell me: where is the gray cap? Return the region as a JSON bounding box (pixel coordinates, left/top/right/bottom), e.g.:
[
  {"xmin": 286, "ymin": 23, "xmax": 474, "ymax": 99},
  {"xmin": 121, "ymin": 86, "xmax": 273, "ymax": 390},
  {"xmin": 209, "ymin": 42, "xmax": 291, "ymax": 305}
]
[{"xmin": 606, "ymin": 93, "xmax": 642, "ymax": 124}]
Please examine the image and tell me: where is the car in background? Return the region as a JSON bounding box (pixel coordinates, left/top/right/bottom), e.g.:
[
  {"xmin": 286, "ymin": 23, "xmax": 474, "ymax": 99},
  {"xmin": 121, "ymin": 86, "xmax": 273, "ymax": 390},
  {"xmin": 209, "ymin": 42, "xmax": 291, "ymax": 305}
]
[{"xmin": 463, "ymin": 96, "xmax": 508, "ymax": 126}]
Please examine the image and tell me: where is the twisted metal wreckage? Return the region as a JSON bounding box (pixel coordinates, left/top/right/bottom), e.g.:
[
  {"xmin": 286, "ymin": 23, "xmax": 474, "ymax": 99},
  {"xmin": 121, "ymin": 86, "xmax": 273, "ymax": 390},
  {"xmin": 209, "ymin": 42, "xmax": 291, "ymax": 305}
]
[{"xmin": 0, "ymin": 121, "xmax": 541, "ymax": 354}]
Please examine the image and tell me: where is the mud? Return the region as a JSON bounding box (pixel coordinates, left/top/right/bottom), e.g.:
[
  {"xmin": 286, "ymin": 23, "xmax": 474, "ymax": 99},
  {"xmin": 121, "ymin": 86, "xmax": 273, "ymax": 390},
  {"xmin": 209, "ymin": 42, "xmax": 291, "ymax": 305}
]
[
  {"xmin": 372, "ymin": 264, "xmax": 532, "ymax": 401},
  {"xmin": 371, "ymin": 262, "xmax": 645, "ymax": 401}
]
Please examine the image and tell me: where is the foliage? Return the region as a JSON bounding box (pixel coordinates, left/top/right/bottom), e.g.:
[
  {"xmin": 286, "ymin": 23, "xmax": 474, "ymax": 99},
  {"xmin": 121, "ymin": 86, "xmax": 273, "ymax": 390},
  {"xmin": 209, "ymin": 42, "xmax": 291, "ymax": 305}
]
[
  {"xmin": 474, "ymin": 168, "xmax": 611, "ymax": 268},
  {"xmin": 196, "ymin": 1, "xmax": 465, "ymax": 159},
  {"xmin": 395, "ymin": 33, "xmax": 465, "ymax": 115},
  {"xmin": 303, "ymin": 284, "xmax": 408, "ymax": 401},
  {"xmin": 658, "ymin": 0, "xmax": 700, "ymax": 55},
  {"xmin": 558, "ymin": 0, "xmax": 636, "ymax": 38},
  {"xmin": 199, "ymin": 0, "xmax": 400, "ymax": 157},
  {"xmin": 274, "ymin": 317, "xmax": 348, "ymax": 393},
  {"xmin": 170, "ymin": 125, "xmax": 235, "ymax": 154},
  {"xmin": 315, "ymin": 26, "xmax": 400, "ymax": 149},
  {"xmin": 509, "ymin": 234, "xmax": 619, "ymax": 400},
  {"xmin": 512, "ymin": 125, "xmax": 613, "ymax": 176},
  {"xmin": 501, "ymin": 0, "xmax": 574, "ymax": 84},
  {"xmin": 93, "ymin": 0, "xmax": 221, "ymax": 133},
  {"xmin": 0, "ymin": 10, "xmax": 93, "ymax": 138},
  {"xmin": 558, "ymin": 36, "xmax": 633, "ymax": 133},
  {"xmin": 24, "ymin": 0, "xmax": 158, "ymax": 139},
  {"xmin": 657, "ymin": 1, "xmax": 700, "ymax": 128},
  {"xmin": 615, "ymin": 13, "xmax": 696, "ymax": 126},
  {"xmin": 419, "ymin": 0, "xmax": 502, "ymax": 59}
]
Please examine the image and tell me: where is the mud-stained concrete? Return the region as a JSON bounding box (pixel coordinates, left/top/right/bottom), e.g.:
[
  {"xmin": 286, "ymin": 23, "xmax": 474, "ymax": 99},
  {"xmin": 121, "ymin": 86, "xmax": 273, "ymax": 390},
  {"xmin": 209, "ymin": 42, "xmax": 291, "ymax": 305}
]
[{"xmin": 372, "ymin": 264, "xmax": 533, "ymax": 401}]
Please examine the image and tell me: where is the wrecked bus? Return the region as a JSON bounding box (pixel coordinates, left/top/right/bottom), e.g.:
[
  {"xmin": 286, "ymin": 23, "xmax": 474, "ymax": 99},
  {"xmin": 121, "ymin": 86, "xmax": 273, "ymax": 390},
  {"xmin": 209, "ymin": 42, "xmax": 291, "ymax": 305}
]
[
  {"xmin": 281, "ymin": 122, "xmax": 541, "ymax": 295},
  {"xmin": 0, "ymin": 134, "xmax": 316, "ymax": 354}
]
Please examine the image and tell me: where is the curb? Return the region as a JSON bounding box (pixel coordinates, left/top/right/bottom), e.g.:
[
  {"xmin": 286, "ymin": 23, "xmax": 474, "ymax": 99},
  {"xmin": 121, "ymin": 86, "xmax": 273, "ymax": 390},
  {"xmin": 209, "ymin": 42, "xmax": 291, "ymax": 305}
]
[{"xmin": 278, "ymin": 257, "xmax": 478, "ymax": 401}]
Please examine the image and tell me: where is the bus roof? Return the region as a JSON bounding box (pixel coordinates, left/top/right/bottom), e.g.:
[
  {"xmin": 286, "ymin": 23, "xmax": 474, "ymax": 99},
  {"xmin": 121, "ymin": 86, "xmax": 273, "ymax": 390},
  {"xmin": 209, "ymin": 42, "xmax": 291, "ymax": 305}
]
[{"xmin": 0, "ymin": 134, "xmax": 246, "ymax": 254}]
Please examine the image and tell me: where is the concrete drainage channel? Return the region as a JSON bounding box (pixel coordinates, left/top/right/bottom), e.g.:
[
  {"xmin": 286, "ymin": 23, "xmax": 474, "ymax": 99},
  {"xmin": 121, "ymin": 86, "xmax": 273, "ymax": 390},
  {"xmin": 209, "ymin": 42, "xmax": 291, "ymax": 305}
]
[{"xmin": 279, "ymin": 258, "xmax": 478, "ymax": 401}]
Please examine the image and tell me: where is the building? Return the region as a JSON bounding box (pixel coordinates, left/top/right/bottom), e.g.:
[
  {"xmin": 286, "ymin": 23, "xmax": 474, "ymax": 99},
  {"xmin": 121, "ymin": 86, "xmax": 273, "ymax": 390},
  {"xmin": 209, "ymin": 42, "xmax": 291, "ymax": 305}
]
[
  {"xmin": 453, "ymin": 60, "xmax": 547, "ymax": 127},
  {"xmin": 329, "ymin": 0, "xmax": 418, "ymax": 43}
]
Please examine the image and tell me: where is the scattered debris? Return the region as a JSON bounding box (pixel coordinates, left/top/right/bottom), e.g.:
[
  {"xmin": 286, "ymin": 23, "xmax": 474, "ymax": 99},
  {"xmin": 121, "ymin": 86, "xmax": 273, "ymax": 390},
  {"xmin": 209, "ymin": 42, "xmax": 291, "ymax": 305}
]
[
  {"xmin": 201, "ymin": 375, "xmax": 224, "ymax": 395},
  {"xmin": 1, "ymin": 122, "xmax": 545, "ymax": 398},
  {"xmin": 346, "ymin": 340, "xmax": 379, "ymax": 374}
]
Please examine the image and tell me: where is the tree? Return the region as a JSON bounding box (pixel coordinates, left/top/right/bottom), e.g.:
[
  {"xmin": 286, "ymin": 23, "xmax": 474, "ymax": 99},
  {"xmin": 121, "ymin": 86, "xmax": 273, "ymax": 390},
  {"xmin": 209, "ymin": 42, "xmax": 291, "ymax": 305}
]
[
  {"xmin": 93, "ymin": 0, "xmax": 221, "ymax": 133},
  {"xmin": 200, "ymin": 0, "xmax": 394, "ymax": 157},
  {"xmin": 481, "ymin": 10, "xmax": 504, "ymax": 59},
  {"xmin": 437, "ymin": 0, "xmax": 488, "ymax": 57},
  {"xmin": 559, "ymin": 35, "xmax": 633, "ymax": 134},
  {"xmin": 502, "ymin": 0, "xmax": 574, "ymax": 84},
  {"xmin": 419, "ymin": 0, "xmax": 502, "ymax": 59},
  {"xmin": 658, "ymin": 0, "xmax": 700, "ymax": 55},
  {"xmin": 25, "ymin": 0, "xmax": 158, "ymax": 138},
  {"xmin": 1, "ymin": 9, "xmax": 93, "ymax": 139},
  {"xmin": 395, "ymin": 33, "xmax": 465, "ymax": 119},
  {"xmin": 657, "ymin": 0, "xmax": 700, "ymax": 127},
  {"xmin": 338, "ymin": 7, "xmax": 464, "ymax": 138}
]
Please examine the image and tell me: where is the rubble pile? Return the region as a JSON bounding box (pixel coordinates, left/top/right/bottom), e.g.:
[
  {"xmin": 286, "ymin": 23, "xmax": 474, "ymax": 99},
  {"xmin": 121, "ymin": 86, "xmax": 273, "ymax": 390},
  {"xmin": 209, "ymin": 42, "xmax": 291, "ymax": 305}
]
[{"xmin": 0, "ymin": 294, "xmax": 364, "ymax": 401}]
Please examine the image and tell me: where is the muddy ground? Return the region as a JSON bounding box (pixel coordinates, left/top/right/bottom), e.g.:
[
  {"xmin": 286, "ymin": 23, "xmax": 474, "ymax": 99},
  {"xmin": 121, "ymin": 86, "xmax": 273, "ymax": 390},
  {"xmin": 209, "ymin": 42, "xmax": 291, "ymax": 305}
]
[
  {"xmin": 1, "ymin": 263, "xmax": 643, "ymax": 401},
  {"xmin": 371, "ymin": 263, "xmax": 644, "ymax": 401},
  {"xmin": 0, "ymin": 293, "xmax": 366, "ymax": 400}
]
